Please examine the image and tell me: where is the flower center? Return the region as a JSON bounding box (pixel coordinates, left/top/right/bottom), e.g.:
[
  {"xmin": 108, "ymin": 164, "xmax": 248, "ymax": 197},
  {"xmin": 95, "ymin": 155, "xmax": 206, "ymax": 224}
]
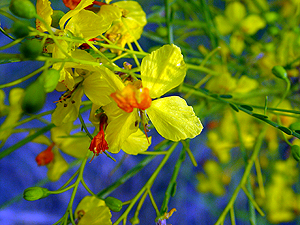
[
  {"xmin": 110, "ymin": 84, "xmax": 152, "ymax": 113},
  {"xmin": 89, "ymin": 114, "xmax": 108, "ymax": 162}
]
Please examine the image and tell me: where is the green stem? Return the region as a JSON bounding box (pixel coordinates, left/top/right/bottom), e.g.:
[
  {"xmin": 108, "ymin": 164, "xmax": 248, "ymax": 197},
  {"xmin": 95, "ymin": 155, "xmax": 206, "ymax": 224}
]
[
  {"xmin": 0, "ymin": 63, "xmax": 48, "ymax": 88},
  {"xmin": 181, "ymin": 140, "xmax": 197, "ymax": 167},
  {"xmin": 65, "ymin": 152, "xmax": 90, "ymax": 225},
  {"xmin": 214, "ymin": 128, "xmax": 266, "ymax": 225},
  {"xmin": 35, "ymin": 15, "xmax": 70, "ymax": 58},
  {"xmin": 0, "ymin": 123, "xmax": 56, "ymax": 160},
  {"xmin": 186, "ymin": 63, "xmax": 220, "ymax": 76},
  {"xmin": 148, "ymin": 189, "xmax": 160, "ymax": 216},
  {"xmin": 164, "ymin": 0, "xmax": 174, "ymax": 44},
  {"xmin": 0, "ymin": 37, "xmax": 23, "ymax": 50},
  {"xmin": 159, "ymin": 147, "xmax": 185, "ymax": 216},
  {"xmin": 97, "ymin": 155, "xmax": 156, "ymax": 198},
  {"xmin": 113, "ymin": 143, "xmax": 178, "ymax": 224},
  {"xmin": 0, "ymin": 110, "xmax": 54, "ymax": 132}
]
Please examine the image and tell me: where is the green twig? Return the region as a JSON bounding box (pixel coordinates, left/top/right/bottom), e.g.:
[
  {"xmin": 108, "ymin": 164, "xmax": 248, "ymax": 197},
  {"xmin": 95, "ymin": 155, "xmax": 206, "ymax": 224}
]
[
  {"xmin": 159, "ymin": 147, "xmax": 185, "ymax": 216},
  {"xmin": 0, "ymin": 123, "xmax": 56, "ymax": 160},
  {"xmin": 97, "ymin": 155, "xmax": 156, "ymax": 198}
]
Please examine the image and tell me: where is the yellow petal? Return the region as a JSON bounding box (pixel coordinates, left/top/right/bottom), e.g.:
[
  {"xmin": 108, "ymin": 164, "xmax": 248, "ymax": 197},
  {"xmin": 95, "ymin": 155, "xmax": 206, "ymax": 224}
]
[
  {"xmin": 51, "ymin": 124, "xmax": 89, "ymax": 158},
  {"xmin": 230, "ymin": 33, "xmax": 245, "ymax": 55},
  {"xmin": 89, "ymin": 104, "xmax": 101, "ymax": 127},
  {"xmin": 147, "ymin": 96, "xmax": 203, "ymax": 141},
  {"xmin": 31, "ymin": 133, "xmax": 52, "ymax": 146},
  {"xmin": 103, "ymin": 103, "xmax": 139, "ymax": 153},
  {"xmin": 241, "ymin": 15, "xmax": 266, "ymax": 35},
  {"xmin": 214, "ymin": 15, "xmax": 233, "ymax": 35},
  {"xmin": 36, "ymin": 0, "xmax": 53, "ymax": 32},
  {"xmin": 225, "ymin": 2, "xmax": 246, "ymax": 25},
  {"xmin": 60, "ymin": 133, "xmax": 89, "ymax": 158},
  {"xmin": 0, "ymin": 90, "xmax": 8, "ymax": 116},
  {"xmin": 0, "ymin": 88, "xmax": 24, "ymax": 141},
  {"xmin": 83, "ymin": 66, "xmax": 123, "ymax": 106},
  {"xmin": 53, "ymin": 65, "xmax": 75, "ymax": 91},
  {"xmin": 235, "ymin": 75, "xmax": 259, "ymax": 93},
  {"xmin": 65, "ymin": 9, "xmax": 115, "ymax": 39},
  {"xmin": 59, "ymin": 0, "xmax": 94, "ymax": 29},
  {"xmin": 97, "ymin": 4, "xmax": 122, "ymax": 25},
  {"xmin": 141, "ymin": 44, "xmax": 186, "ymax": 98},
  {"xmin": 113, "ymin": 1, "xmax": 146, "ymax": 27},
  {"xmin": 108, "ymin": 1, "xmax": 146, "ymax": 41},
  {"xmin": 75, "ymin": 196, "xmax": 111, "ymax": 225},
  {"xmin": 75, "ymin": 196, "xmax": 106, "ymax": 217},
  {"xmin": 51, "ymin": 87, "xmax": 83, "ymax": 126},
  {"xmin": 47, "ymin": 148, "xmax": 69, "ymax": 181},
  {"xmin": 78, "ymin": 206, "xmax": 112, "ymax": 225},
  {"xmin": 121, "ymin": 129, "xmax": 151, "ymax": 155}
]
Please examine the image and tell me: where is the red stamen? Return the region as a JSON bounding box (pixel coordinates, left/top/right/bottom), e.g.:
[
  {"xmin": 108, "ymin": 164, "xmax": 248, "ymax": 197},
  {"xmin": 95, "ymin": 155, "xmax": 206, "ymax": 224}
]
[
  {"xmin": 89, "ymin": 114, "xmax": 109, "ymax": 162},
  {"xmin": 36, "ymin": 142, "xmax": 55, "ymax": 166}
]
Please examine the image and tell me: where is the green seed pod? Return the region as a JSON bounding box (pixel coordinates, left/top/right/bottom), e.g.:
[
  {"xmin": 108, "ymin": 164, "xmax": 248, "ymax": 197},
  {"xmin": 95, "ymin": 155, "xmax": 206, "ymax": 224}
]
[
  {"xmin": 289, "ymin": 122, "xmax": 300, "ymax": 131},
  {"xmin": 22, "ymin": 80, "xmax": 46, "ymax": 114},
  {"xmin": 104, "ymin": 196, "xmax": 123, "ymax": 212},
  {"xmin": 20, "ymin": 39, "xmax": 42, "ymax": 60},
  {"xmin": 291, "ymin": 145, "xmax": 300, "ymax": 161},
  {"xmin": 9, "ymin": 0, "xmax": 36, "ymax": 19},
  {"xmin": 51, "ymin": 10, "xmax": 65, "ymax": 28},
  {"xmin": 39, "ymin": 69, "xmax": 60, "ymax": 93},
  {"xmin": 129, "ymin": 216, "xmax": 140, "ymax": 225},
  {"xmin": 11, "ymin": 20, "xmax": 30, "ymax": 39},
  {"xmin": 272, "ymin": 65, "xmax": 288, "ymax": 79},
  {"xmin": 156, "ymin": 27, "xmax": 168, "ymax": 37},
  {"xmin": 23, "ymin": 187, "xmax": 49, "ymax": 201}
]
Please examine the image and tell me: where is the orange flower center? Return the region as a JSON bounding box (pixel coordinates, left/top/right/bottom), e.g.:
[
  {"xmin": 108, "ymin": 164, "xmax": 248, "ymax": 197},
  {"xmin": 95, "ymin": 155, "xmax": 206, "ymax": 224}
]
[
  {"xmin": 89, "ymin": 114, "xmax": 108, "ymax": 162},
  {"xmin": 36, "ymin": 142, "xmax": 55, "ymax": 166},
  {"xmin": 110, "ymin": 84, "xmax": 152, "ymax": 113}
]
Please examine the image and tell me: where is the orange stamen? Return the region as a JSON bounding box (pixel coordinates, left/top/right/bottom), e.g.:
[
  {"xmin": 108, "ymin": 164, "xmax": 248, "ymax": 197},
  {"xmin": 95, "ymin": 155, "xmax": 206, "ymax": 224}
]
[
  {"xmin": 110, "ymin": 84, "xmax": 152, "ymax": 113},
  {"xmin": 36, "ymin": 142, "xmax": 55, "ymax": 166}
]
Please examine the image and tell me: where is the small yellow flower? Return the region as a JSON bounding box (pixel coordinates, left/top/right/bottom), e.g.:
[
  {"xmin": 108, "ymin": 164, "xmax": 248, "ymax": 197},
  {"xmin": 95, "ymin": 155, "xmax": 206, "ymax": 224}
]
[
  {"xmin": 105, "ymin": 1, "xmax": 147, "ymax": 55},
  {"xmin": 0, "ymin": 88, "xmax": 24, "ymax": 142},
  {"xmin": 214, "ymin": 2, "xmax": 266, "ymax": 55}
]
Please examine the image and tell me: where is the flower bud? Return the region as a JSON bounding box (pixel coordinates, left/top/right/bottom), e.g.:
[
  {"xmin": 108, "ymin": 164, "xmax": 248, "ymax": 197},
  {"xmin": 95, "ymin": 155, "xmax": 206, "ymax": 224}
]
[
  {"xmin": 39, "ymin": 69, "xmax": 60, "ymax": 93},
  {"xmin": 291, "ymin": 145, "xmax": 300, "ymax": 161},
  {"xmin": 9, "ymin": 0, "xmax": 36, "ymax": 19},
  {"xmin": 272, "ymin": 65, "xmax": 287, "ymax": 79},
  {"xmin": 104, "ymin": 196, "xmax": 122, "ymax": 212},
  {"xmin": 129, "ymin": 216, "xmax": 140, "ymax": 225},
  {"xmin": 23, "ymin": 187, "xmax": 49, "ymax": 201},
  {"xmin": 22, "ymin": 80, "xmax": 46, "ymax": 114},
  {"xmin": 11, "ymin": 21, "xmax": 30, "ymax": 39},
  {"xmin": 20, "ymin": 39, "xmax": 43, "ymax": 60},
  {"xmin": 51, "ymin": 10, "xmax": 65, "ymax": 28}
]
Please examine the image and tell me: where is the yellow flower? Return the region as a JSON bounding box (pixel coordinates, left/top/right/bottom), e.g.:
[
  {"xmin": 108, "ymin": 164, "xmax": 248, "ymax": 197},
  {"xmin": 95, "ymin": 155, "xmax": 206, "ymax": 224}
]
[
  {"xmin": 196, "ymin": 160, "xmax": 229, "ymax": 196},
  {"xmin": 36, "ymin": 0, "xmax": 121, "ymax": 88},
  {"xmin": 105, "ymin": 1, "xmax": 147, "ymax": 55},
  {"xmin": 32, "ymin": 122, "xmax": 90, "ymax": 181},
  {"xmin": 75, "ymin": 196, "xmax": 112, "ymax": 225},
  {"xmin": 0, "ymin": 88, "xmax": 24, "ymax": 143},
  {"xmin": 51, "ymin": 50, "xmax": 118, "ymax": 126},
  {"xmin": 103, "ymin": 45, "xmax": 202, "ymax": 154},
  {"xmin": 262, "ymin": 159, "xmax": 299, "ymax": 223}
]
